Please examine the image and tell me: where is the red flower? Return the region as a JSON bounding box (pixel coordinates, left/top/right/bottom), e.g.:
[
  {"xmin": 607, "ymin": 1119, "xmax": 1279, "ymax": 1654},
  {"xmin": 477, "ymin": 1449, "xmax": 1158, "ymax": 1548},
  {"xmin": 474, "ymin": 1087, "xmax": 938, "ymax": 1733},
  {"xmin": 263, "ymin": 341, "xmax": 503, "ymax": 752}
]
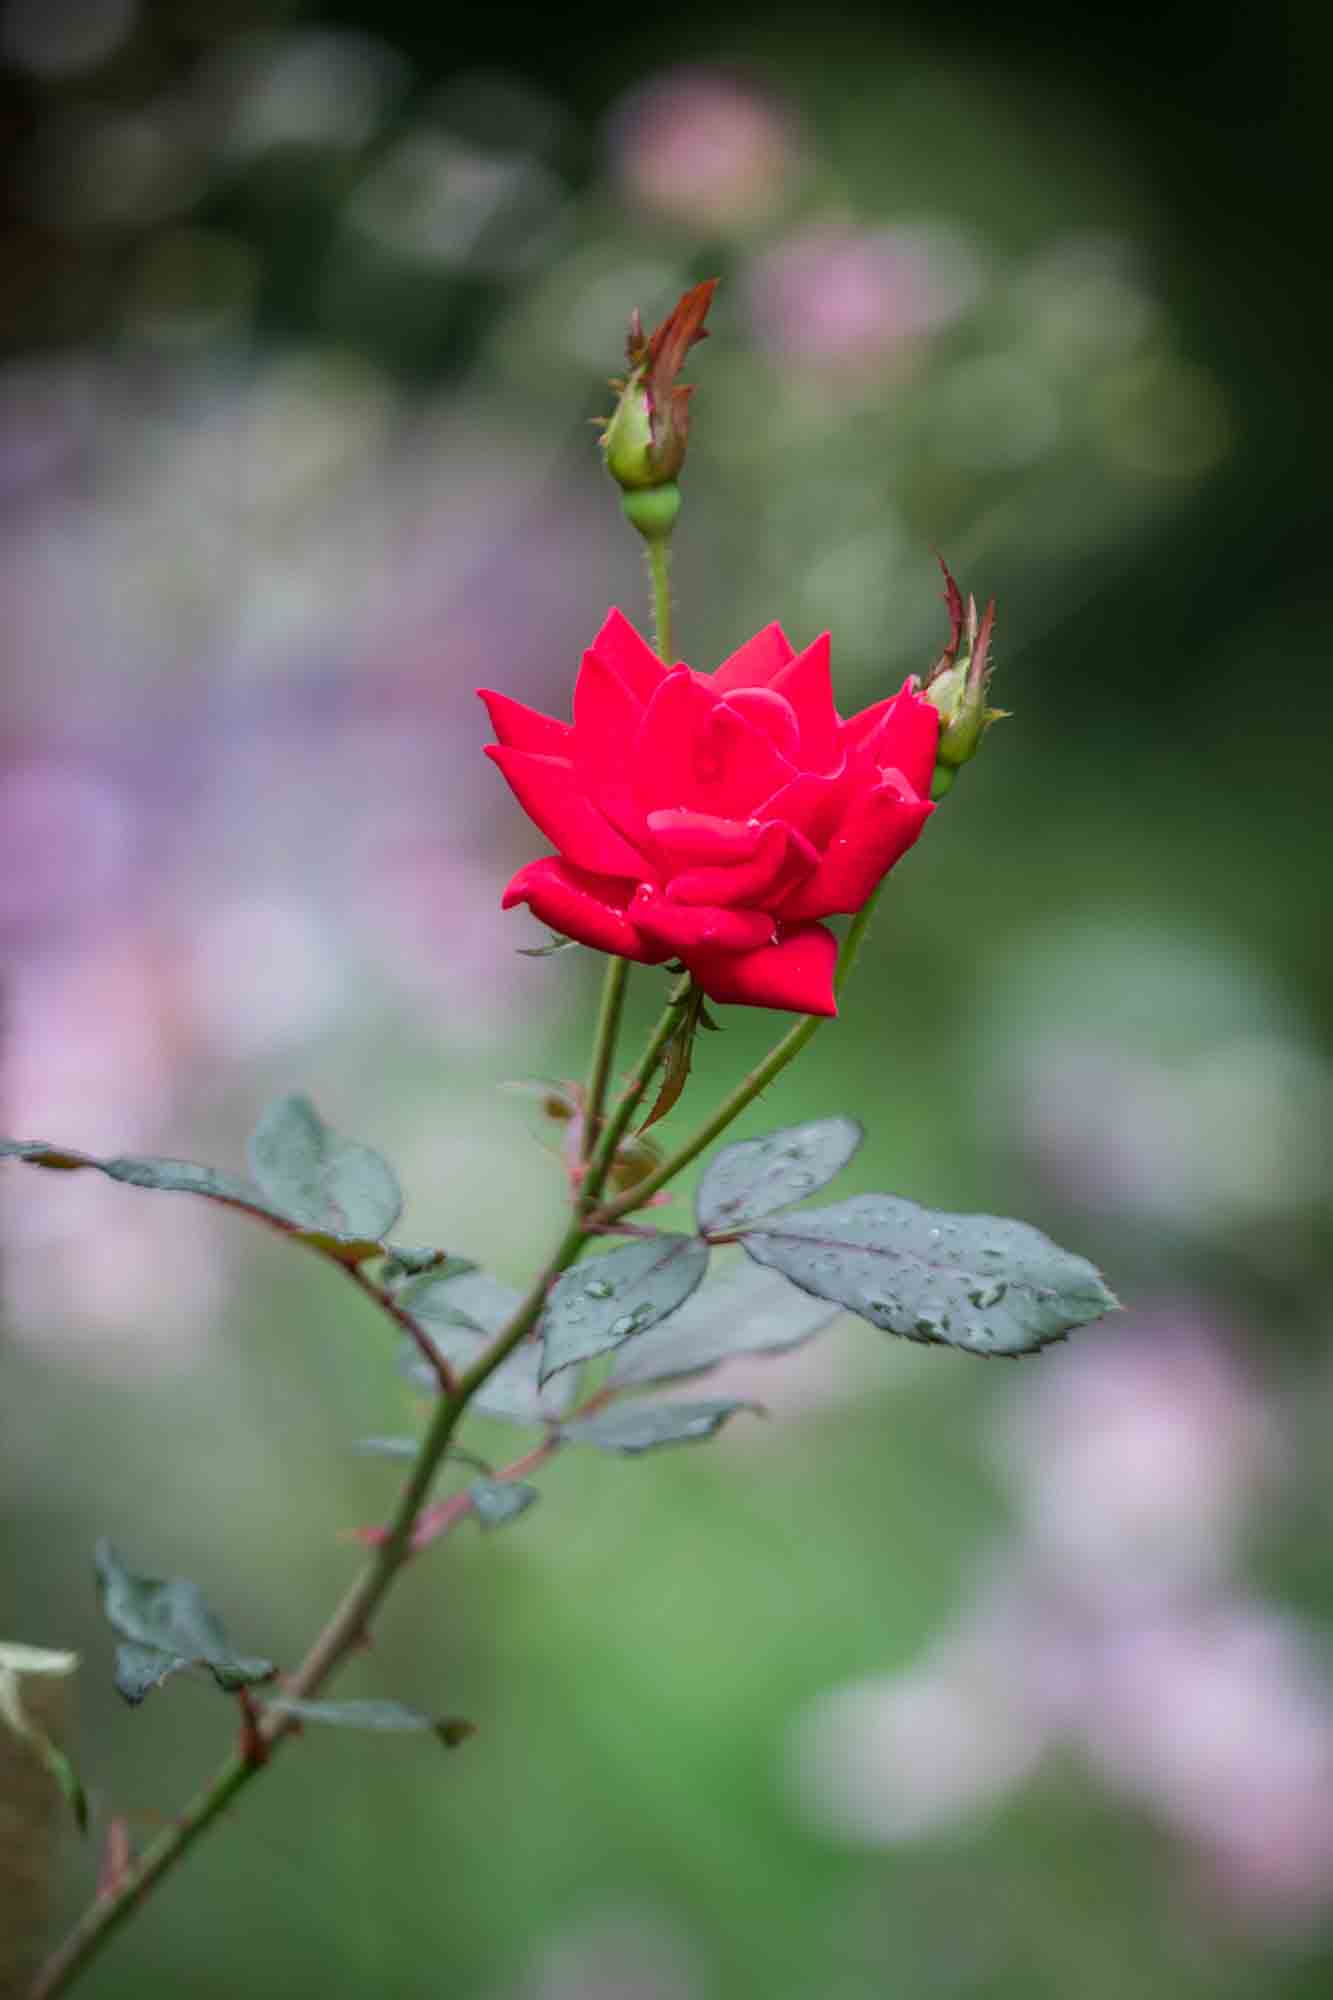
[{"xmin": 480, "ymin": 612, "xmax": 939, "ymax": 1016}]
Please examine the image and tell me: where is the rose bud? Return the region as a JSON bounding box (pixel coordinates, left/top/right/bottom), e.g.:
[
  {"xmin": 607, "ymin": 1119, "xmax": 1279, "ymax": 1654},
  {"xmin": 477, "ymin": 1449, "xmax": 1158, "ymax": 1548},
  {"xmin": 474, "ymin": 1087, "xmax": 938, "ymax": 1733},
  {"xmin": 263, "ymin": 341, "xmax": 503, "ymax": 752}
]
[
  {"xmin": 922, "ymin": 562, "xmax": 1003, "ymax": 800},
  {"xmin": 480, "ymin": 607, "xmax": 939, "ymax": 1018},
  {"xmin": 601, "ymin": 279, "xmax": 717, "ymax": 537}
]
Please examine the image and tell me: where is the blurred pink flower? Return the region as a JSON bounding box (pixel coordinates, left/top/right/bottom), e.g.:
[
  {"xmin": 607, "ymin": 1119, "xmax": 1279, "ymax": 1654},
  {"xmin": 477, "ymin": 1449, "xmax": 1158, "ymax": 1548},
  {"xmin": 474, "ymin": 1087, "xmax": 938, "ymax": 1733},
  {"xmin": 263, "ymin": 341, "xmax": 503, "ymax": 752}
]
[
  {"xmin": 1078, "ymin": 1604, "xmax": 1333, "ymax": 1924},
  {"xmin": 786, "ymin": 1607, "xmax": 1046, "ymax": 1845},
  {"xmin": 608, "ymin": 67, "xmax": 802, "ymax": 233},
  {"xmin": 747, "ymin": 222, "xmax": 982, "ymax": 369},
  {"xmin": 995, "ymin": 1305, "xmax": 1277, "ymax": 1597}
]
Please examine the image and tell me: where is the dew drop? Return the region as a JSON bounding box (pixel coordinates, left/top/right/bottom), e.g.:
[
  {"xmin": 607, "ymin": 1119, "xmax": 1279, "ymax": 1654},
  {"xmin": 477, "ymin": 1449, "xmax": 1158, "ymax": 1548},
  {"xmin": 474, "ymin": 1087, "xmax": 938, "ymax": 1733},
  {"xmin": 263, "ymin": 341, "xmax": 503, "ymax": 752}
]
[{"xmin": 583, "ymin": 1278, "xmax": 614, "ymax": 1300}]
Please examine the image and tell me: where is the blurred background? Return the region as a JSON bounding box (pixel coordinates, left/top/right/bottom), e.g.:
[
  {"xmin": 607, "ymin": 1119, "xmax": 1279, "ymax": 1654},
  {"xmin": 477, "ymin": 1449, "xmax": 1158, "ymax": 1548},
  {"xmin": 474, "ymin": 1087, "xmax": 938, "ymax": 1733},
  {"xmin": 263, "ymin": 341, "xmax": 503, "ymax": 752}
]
[{"xmin": 3, "ymin": 0, "xmax": 1331, "ymax": 1994}]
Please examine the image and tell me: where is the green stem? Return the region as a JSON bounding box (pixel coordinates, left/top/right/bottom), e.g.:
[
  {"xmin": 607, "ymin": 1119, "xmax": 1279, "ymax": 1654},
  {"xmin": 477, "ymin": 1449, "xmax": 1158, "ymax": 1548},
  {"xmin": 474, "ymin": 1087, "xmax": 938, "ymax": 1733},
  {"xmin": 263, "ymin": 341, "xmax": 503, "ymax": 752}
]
[
  {"xmin": 579, "ymin": 975, "xmax": 691, "ymax": 1208},
  {"xmin": 645, "ymin": 535, "xmax": 672, "ymax": 661},
  {"xmin": 579, "ymin": 956, "xmax": 630, "ymax": 1163},
  {"xmin": 596, "ymin": 889, "xmax": 884, "ymax": 1225}
]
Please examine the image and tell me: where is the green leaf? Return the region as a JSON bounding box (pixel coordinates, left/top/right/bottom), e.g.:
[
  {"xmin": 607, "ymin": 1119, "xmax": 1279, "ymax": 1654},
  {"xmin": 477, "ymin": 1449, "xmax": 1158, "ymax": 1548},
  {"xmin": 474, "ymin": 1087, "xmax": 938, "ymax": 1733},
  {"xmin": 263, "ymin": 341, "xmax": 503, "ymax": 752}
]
[
  {"xmin": 610, "ymin": 1262, "xmax": 842, "ymax": 1387},
  {"xmin": 112, "ymin": 1642, "xmax": 182, "ymax": 1705},
  {"xmin": 695, "ymin": 1116, "xmax": 863, "ymax": 1235},
  {"xmin": 261, "ymin": 1696, "xmax": 473, "ymax": 1748},
  {"xmin": 559, "ymin": 1399, "xmax": 758, "ymax": 1454},
  {"xmin": 397, "ymin": 1270, "xmax": 576, "ymax": 1423},
  {"xmin": 0, "ymin": 1643, "xmax": 87, "ymax": 1833},
  {"xmin": 469, "ymin": 1478, "xmax": 539, "ymax": 1528},
  {"xmin": 638, "ymin": 982, "xmax": 709, "ymax": 1134},
  {"xmin": 0, "ymin": 1138, "xmax": 390, "ymax": 1263},
  {"xmin": 539, "ymin": 1234, "xmax": 710, "ymax": 1384},
  {"xmin": 94, "ymin": 1542, "xmax": 275, "ymax": 1706},
  {"xmin": 247, "ymin": 1094, "xmax": 402, "ymax": 1240},
  {"xmin": 738, "ymin": 1196, "xmax": 1119, "ymax": 1356},
  {"xmin": 352, "ymin": 1435, "xmax": 421, "ymax": 1460},
  {"xmin": 517, "ymin": 932, "xmax": 579, "ymax": 957}
]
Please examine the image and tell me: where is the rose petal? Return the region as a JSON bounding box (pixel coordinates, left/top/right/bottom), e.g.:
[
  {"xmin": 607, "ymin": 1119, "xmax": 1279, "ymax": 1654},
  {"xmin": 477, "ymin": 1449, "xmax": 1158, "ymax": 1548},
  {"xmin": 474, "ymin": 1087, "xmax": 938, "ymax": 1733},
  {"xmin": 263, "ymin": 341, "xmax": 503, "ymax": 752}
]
[
  {"xmin": 770, "ymin": 634, "xmax": 841, "ymax": 771},
  {"xmin": 591, "ymin": 607, "xmax": 669, "ymax": 704},
  {"xmin": 689, "ymin": 923, "xmax": 839, "ymax": 1016},
  {"xmin": 710, "ymin": 621, "xmax": 796, "ymax": 692},
  {"xmin": 667, "ymin": 820, "xmax": 817, "ymax": 909},
  {"xmin": 757, "ymin": 769, "xmax": 855, "ymax": 850},
  {"xmin": 720, "ymin": 687, "xmax": 801, "ymax": 759},
  {"xmin": 634, "ymin": 669, "xmax": 795, "ymax": 821},
  {"xmin": 573, "ymin": 645, "xmax": 652, "ymax": 846},
  {"xmin": 842, "ymin": 680, "xmax": 939, "ymax": 796},
  {"xmin": 779, "ymin": 777, "xmax": 933, "ymax": 920},
  {"xmin": 646, "ymin": 810, "xmax": 769, "ymax": 870},
  {"xmin": 629, "ymin": 887, "xmax": 776, "ymax": 956},
  {"xmin": 503, "ymin": 857, "xmax": 665, "ymax": 962},
  {"xmin": 486, "ymin": 746, "xmax": 648, "ymax": 879},
  {"xmin": 478, "ymin": 689, "xmax": 572, "ymax": 756}
]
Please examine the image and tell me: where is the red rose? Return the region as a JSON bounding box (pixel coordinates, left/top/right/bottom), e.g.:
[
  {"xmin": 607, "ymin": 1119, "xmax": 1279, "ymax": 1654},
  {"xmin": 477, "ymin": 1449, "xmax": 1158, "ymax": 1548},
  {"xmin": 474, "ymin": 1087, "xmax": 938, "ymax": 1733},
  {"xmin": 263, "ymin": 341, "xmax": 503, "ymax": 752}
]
[{"xmin": 480, "ymin": 610, "xmax": 939, "ymax": 1017}]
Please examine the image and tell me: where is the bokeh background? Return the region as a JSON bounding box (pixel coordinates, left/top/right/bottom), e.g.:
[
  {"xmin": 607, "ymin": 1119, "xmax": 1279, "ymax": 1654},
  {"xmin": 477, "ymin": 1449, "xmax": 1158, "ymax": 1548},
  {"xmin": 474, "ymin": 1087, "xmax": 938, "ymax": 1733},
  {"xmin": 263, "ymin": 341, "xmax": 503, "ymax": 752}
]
[{"xmin": 3, "ymin": 1, "xmax": 1332, "ymax": 1994}]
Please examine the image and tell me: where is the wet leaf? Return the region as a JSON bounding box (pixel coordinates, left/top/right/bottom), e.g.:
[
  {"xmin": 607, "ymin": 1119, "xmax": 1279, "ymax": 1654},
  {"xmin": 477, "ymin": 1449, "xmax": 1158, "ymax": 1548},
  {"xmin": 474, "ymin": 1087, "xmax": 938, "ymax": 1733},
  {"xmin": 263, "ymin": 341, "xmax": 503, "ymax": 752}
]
[
  {"xmin": 539, "ymin": 1234, "xmax": 710, "ymax": 1383},
  {"xmin": 262, "ymin": 1696, "xmax": 471, "ymax": 1746},
  {"xmin": 610, "ymin": 1262, "xmax": 842, "ymax": 1387},
  {"xmin": 1, "ymin": 1137, "xmax": 393, "ymax": 1263},
  {"xmin": 94, "ymin": 1542, "xmax": 274, "ymax": 1706},
  {"xmin": 695, "ymin": 1117, "xmax": 863, "ymax": 1235},
  {"xmin": 247, "ymin": 1094, "xmax": 402, "ymax": 1241},
  {"xmin": 469, "ymin": 1479, "xmax": 539, "ymax": 1528},
  {"xmin": 738, "ymin": 1196, "xmax": 1118, "ymax": 1355},
  {"xmin": 559, "ymin": 1399, "xmax": 758, "ymax": 1454}
]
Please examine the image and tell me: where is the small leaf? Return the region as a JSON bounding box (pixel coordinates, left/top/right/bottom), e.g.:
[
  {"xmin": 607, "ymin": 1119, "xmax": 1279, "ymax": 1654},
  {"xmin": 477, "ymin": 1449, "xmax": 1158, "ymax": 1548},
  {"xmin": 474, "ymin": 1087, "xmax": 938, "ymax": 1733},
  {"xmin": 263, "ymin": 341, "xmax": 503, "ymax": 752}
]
[
  {"xmin": 1, "ymin": 1138, "xmax": 396, "ymax": 1261},
  {"xmin": 94, "ymin": 1542, "xmax": 274, "ymax": 1705},
  {"xmin": 0, "ymin": 1643, "xmax": 87, "ymax": 1833},
  {"xmin": 112, "ymin": 1643, "xmax": 181, "ymax": 1705},
  {"xmin": 469, "ymin": 1478, "xmax": 539, "ymax": 1528},
  {"xmin": 738, "ymin": 1196, "xmax": 1118, "ymax": 1356},
  {"xmin": 559, "ymin": 1399, "xmax": 758, "ymax": 1454},
  {"xmin": 540, "ymin": 1234, "xmax": 710, "ymax": 1384},
  {"xmin": 695, "ymin": 1117, "xmax": 863, "ymax": 1235},
  {"xmin": 352, "ymin": 1436, "xmax": 421, "ymax": 1461},
  {"xmin": 517, "ymin": 932, "xmax": 579, "ymax": 957},
  {"xmin": 263, "ymin": 1696, "xmax": 453, "ymax": 1735},
  {"xmin": 397, "ymin": 1269, "xmax": 576, "ymax": 1423},
  {"xmin": 639, "ymin": 984, "xmax": 708, "ymax": 1134},
  {"xmin": 610, "ymin": 1262, "xmax": 842, "ymax": 1387},
  {"xmin": 101, "ymin": 1157, "xmax": 260, "ymax": 1203},
  {"xmin": 247, "ymin": 1094, "xmax": 402, "ymax": 1240}
]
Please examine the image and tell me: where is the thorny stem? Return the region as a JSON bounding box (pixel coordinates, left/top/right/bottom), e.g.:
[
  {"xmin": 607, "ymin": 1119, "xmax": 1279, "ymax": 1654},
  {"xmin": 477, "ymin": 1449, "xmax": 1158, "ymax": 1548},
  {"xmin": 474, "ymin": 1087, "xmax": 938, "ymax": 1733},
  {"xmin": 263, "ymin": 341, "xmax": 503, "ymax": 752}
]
[
  {"xmin": 645, "ymin": 535, "xmax": 672, "ymax": 662},
  {"xmin": 578, "ymin": 974, "xmax": 692, "ymax": 1206},
  {"xmin": 579, "ymin": 956, "xmax": 630, "ymax": 1164},
  {"xmin": 343, "ymin": 1261, "xmax": 457, "ymax": 1395}
]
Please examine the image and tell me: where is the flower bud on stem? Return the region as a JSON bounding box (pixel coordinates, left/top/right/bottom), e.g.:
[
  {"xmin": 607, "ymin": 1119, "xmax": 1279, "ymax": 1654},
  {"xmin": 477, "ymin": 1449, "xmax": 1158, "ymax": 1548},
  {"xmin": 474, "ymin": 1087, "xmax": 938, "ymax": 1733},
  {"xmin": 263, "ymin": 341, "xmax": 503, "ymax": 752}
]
[{"xmin": 922, "ymin": 560, "xmax": 1003, "ymax": 800}]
